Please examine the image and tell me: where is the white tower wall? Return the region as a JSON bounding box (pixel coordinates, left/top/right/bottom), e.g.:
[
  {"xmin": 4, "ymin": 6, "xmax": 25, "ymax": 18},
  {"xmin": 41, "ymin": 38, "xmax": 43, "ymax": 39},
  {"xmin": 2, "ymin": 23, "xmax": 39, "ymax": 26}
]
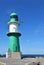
[{"xmin": 9, "ymin": 23, "xmax": 18, "ymax": 32}]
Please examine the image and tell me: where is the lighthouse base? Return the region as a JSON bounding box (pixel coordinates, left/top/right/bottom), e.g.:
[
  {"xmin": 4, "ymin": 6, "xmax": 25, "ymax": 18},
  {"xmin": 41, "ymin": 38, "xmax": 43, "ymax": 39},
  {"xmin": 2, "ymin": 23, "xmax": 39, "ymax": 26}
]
[{"xmin": 6, "ymin": 52, "xmax": 21, "ymax": 59}]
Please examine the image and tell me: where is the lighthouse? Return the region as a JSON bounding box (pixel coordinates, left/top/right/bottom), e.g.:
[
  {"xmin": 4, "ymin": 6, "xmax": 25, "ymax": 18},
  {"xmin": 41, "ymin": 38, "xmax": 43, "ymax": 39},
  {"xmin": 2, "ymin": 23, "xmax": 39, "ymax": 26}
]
[{"xmin": 6, "ymin": 13, "xmax": 21, "ymax": 59}]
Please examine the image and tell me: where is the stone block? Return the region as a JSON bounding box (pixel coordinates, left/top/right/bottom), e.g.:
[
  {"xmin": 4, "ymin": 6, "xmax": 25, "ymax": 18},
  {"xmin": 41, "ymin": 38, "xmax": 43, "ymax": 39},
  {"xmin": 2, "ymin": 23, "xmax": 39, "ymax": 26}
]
[{"xmin": 6, "ymin": 52, "xmax": 21, "ymax": 59}]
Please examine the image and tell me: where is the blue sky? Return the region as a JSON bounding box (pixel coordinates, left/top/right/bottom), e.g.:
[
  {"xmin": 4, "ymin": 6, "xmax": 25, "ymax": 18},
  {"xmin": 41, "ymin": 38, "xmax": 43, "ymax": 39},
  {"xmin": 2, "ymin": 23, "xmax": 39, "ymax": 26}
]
[{"xmin": 0, "ymin": 0, "xmax": 44, "ymax": 54}]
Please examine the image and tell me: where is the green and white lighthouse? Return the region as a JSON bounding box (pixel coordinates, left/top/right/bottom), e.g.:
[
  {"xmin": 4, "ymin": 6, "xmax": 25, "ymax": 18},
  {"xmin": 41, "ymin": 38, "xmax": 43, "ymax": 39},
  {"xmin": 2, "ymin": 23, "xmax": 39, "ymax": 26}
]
[{"xmin": 6, "ymin": 13, "xmax": 21, "ymax": 59}]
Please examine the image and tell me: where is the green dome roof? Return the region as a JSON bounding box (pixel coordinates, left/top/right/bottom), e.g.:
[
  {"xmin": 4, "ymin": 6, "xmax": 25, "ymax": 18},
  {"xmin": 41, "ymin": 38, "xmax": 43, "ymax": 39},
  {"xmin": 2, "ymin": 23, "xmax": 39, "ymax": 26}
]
[
  {"xmin": 10, "ymin": 12, "xmax": 18, "ymax": 22},
  {"xmin": 9, "ymin": 12, "xmax": 20, "ymax": 24},
  {"xmin": 10, "ymin": 13, "xmax": 17, "ymax": 16}
]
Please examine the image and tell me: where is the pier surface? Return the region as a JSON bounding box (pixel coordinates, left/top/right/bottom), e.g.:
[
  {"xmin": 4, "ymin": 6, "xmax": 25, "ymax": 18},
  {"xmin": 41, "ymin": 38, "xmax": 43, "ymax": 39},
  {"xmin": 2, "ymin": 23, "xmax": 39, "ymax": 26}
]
[{"xmin": 0, "ymin": 57, "xmax": 44, "ymax": 65}]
